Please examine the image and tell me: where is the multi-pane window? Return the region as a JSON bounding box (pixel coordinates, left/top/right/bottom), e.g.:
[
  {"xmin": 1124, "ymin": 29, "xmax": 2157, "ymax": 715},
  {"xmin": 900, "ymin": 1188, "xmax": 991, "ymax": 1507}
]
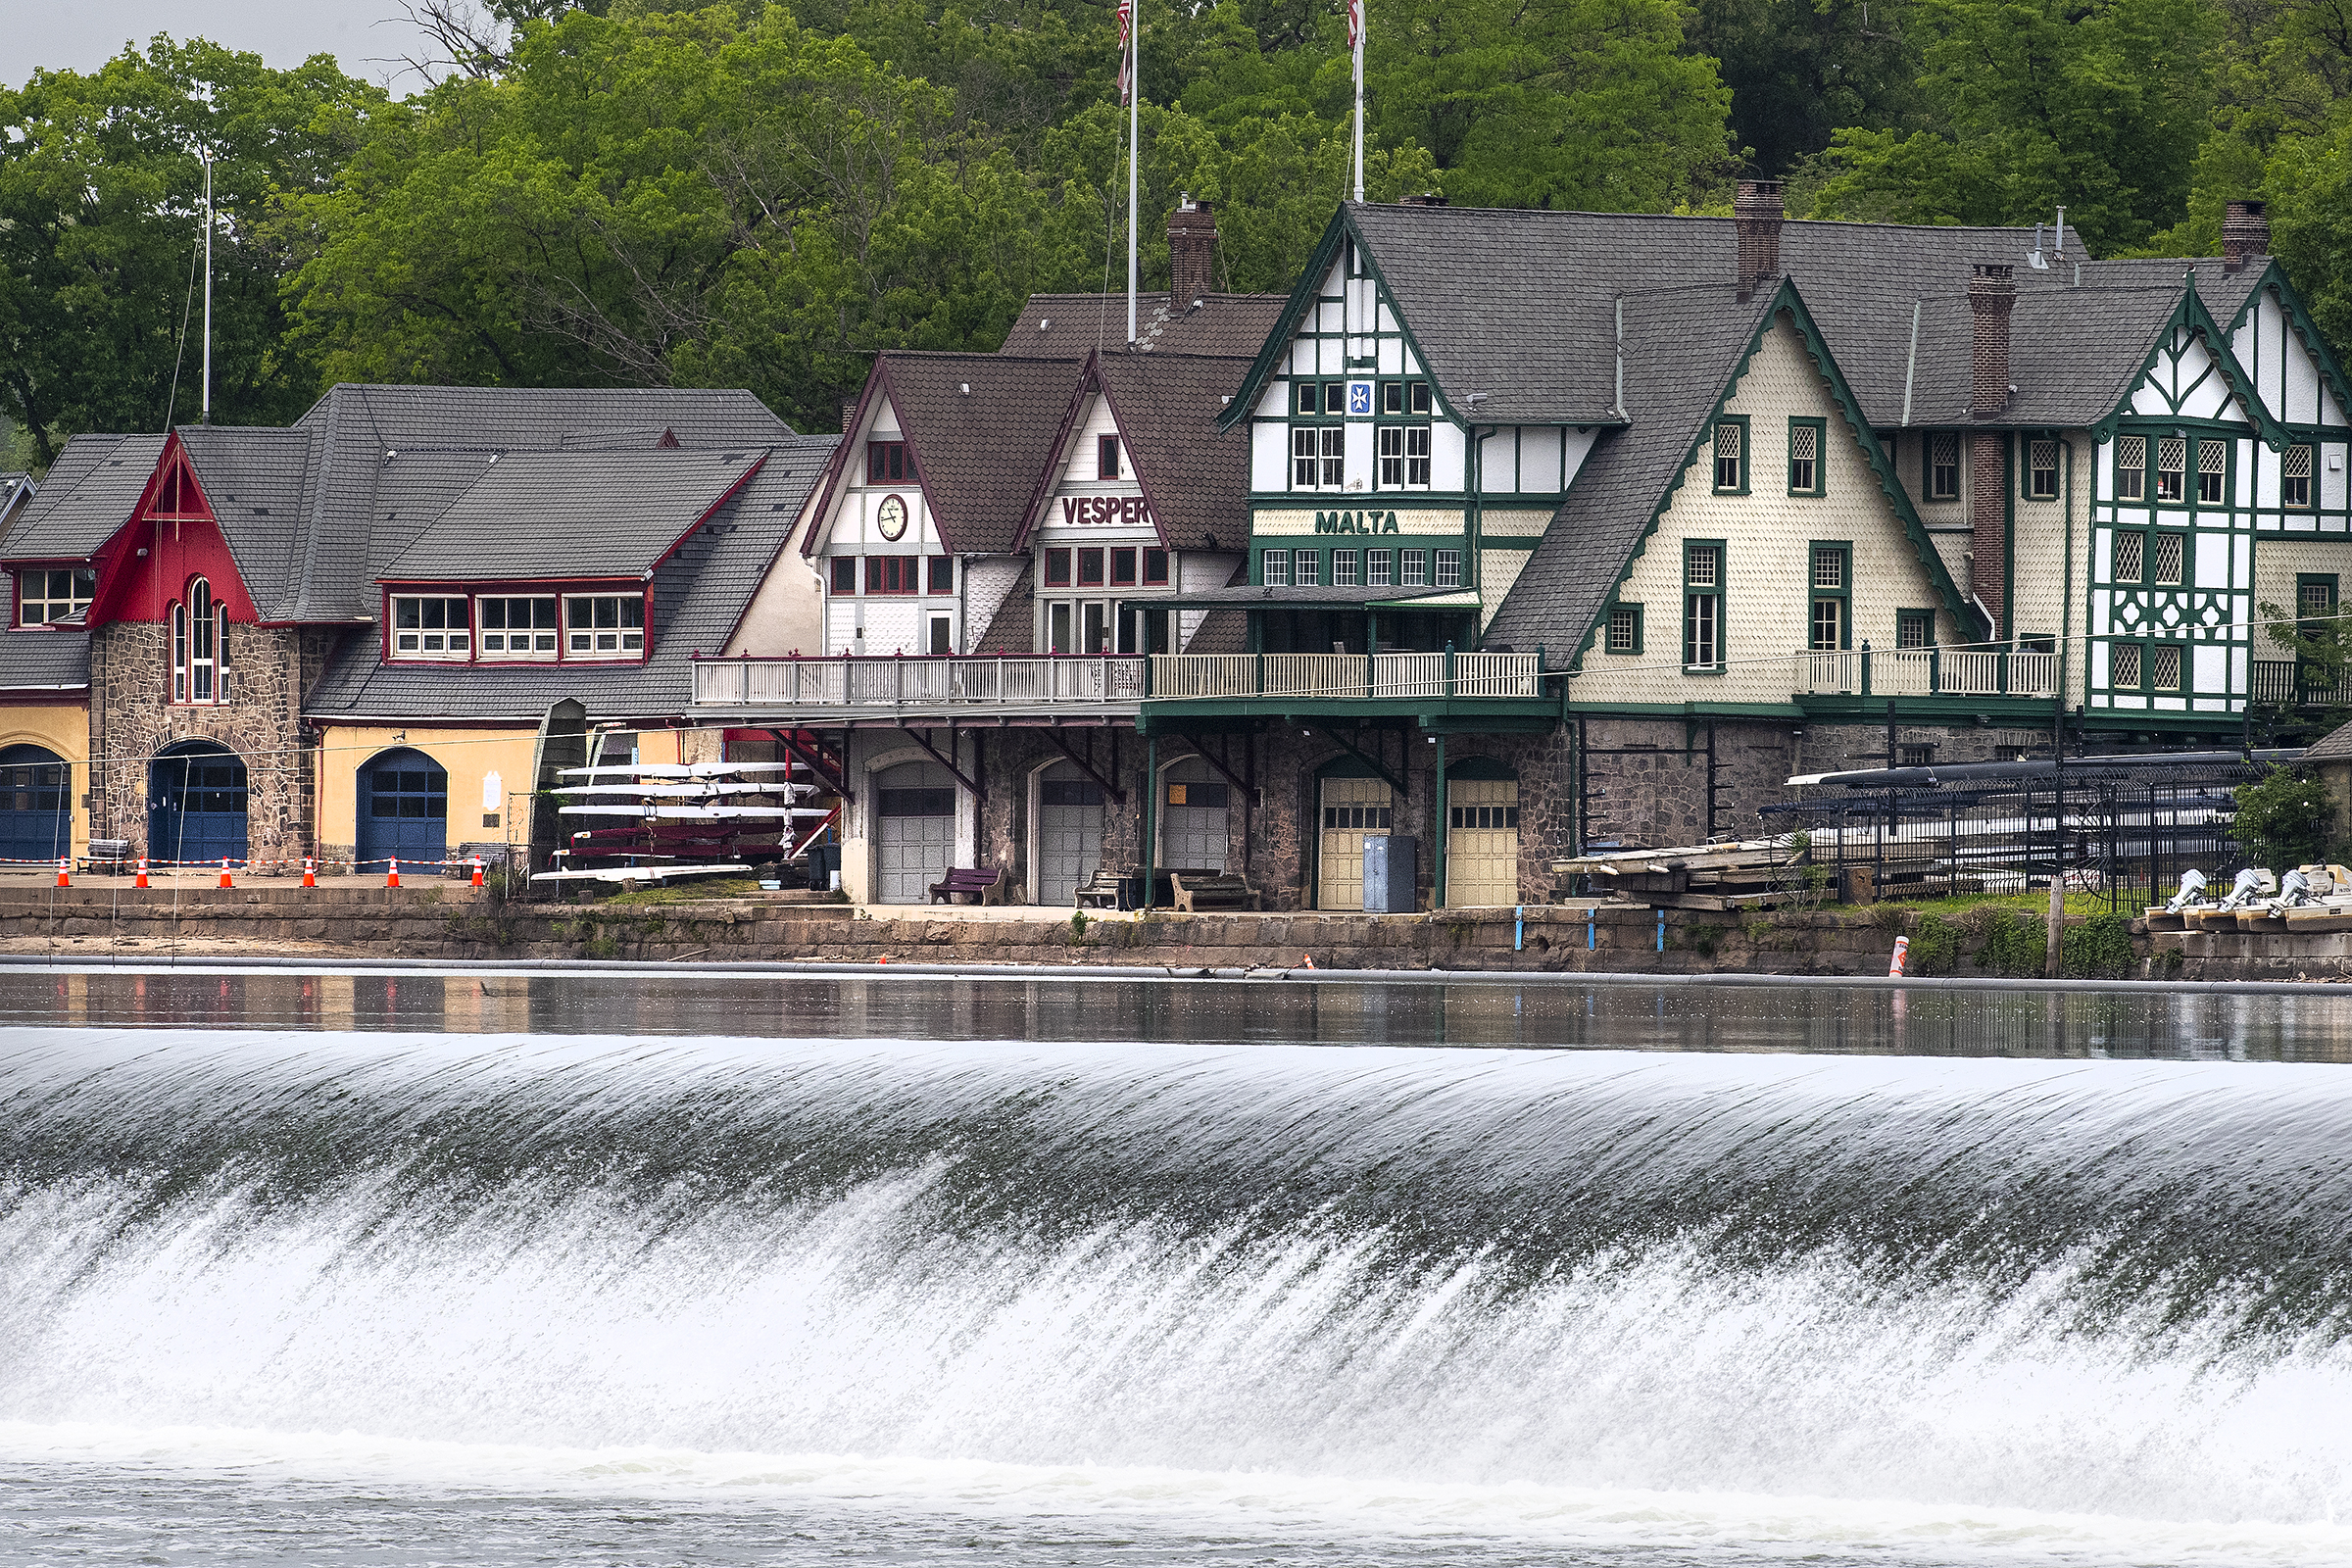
[
  {"xmin": 172, "ymin": 579, "xmax": 229, "ymax": 704},
  {"xmin": 1896, "ymin": 611, "xmax": 1933, "ymax": 649},
  {"xmin": 1435, "ymin": 549, "xmax": 1462, "ymax": 588},
  {"xmin": 2028, "ymin": 440, "xmax": 2058, "ymax": 500},
  {"xmin": 564, "ymin": 594, "xmax": 646, "ymax": 657},
  {"xmin": 1929, "ymin": 434, "xmax": 1960, "ymax": 501},
  {"xmin": 478, "ymin": 596, "xmax": 558, "ymax": 659},
  {"xmin": 1685, "ymin": 543, "xmax": 1723, "ymax": 670},
  {"xmin": 865, "ymin": 556, "xmax": 919, "ymax": 594},
  {"xmin": 1297, "ymin": 381, "xmax": 1346, "ymax": 416},
  {"xmin": 1378, "ymin": 426, "xmax": 1404, "ymax": 488},
  {"xmin": 2113, "ymin": 530, "xmax": 2144, "ymax": 583},
  {"xmin": 1262, "ymin": 550, "xmax": 1291, "ymax": 587},
  {"xmin": 1294, "ymin": 427, "xmax": 1345, "ymax": 488},
  {"xmin": 2115, "ymin": 436, "xmax": 2147, "ymax": 501},
  {"xmin": 392, "ymin": 595, "xmax": 470, "ymax": 660},
  {"xmin": 1450, "ymin": 803, "xmax": 1521, "ymax": 829},
  {"xmin": 1809, "ymin": 545, "xmax": 1849, "ymax": 652},
  {"xmin": 1332, "ymin": 549, "xmax": 1360, "ymax": 587},
  {"xmin": 1788, "ymin": 420, "xmax": 1823, "ymax": 496},
  {"xmin": 1366, "ymin": 550, "xmax": 1393, "ymax": 587},
  {"xmin": 19, "ymin": 568, "xmax": 95, "ymax": 626},
  {"xmin": 2277, "ymin": 441, "xmax": 2314, "ymax": 510},
  {"xmin": 1400, "ymin": 549, "xmax": 1429, "ymax": 587},
  {"xmin": 1381, "ymin": 381, "xmax": 1433, "ymax": 416},
  {"xmin": 865, "ymin": 441, "xmax": 907, "ymax": 483},
  {"xmin": 1293, "ymin": 428, "xmax": 1319, "ymax": 487},
  {"xmin": 2301, "ymin": 578, "xmax": 2336, "ymax": 621},
  {"xmin": 1899, "ymin": 744, "xmax": 1936, "ymax": 767},
  {"xmin": 2153, "ymin": 533, "xmax": 2184, "ymax": 586},
  {"xmin": 2151, "ymin": 643, "xmax": 2182, "ymax": 692},
  {"xmin": 2156, "ymin": 438, "xmax": 2186, "ymax": 503},
  {"xmin": 1097, "ymin": 435, "xmax": 1120, "ymax": 480},
  {"xmin": 1319, "ymin": 427, "xmax": 1345, "ymax": 487},
  {"xmin": 1293, "ymin": 549, "xmax": 1320, "ymax": 587},
  {"xmin": 1714, "ymin": 422, "xmax": 1744, "ymax": 492},
  {"xmin": 1380, "ymin": 426, "xmax": 1432, "ymax": 488},
  {"xmin": 1406, "ymin": 427, "xmax": 1432, "ymax": 486},
  {"xmin": 1606, "ymin": 604, "xmax": 1641, "ymax": 654},
  {"xmin": 830, "ymin": 558, "xmax": 858, "ymax": 593},
  {"xmin": 2197, "ymin": 439, "xmax": 2228, "ymax": 505},
  {"xmin": 2112, "ymin": 642, "xmax": 2144, "ymax": 689}
]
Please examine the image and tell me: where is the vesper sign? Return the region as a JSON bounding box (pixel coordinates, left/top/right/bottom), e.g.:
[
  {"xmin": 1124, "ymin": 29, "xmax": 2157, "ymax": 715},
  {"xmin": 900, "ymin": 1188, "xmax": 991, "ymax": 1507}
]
[{"xmin": 1059, "ymin": 496, "xmax": 1153, "ymax": 526}]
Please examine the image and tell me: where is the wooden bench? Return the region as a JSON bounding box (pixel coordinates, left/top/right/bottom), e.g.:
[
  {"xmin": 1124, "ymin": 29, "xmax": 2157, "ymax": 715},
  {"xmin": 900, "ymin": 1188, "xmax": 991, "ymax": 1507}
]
[
  {"xmin": 930, "ymin": 866, "xmax": 1003, "ymax": 905},
  {"xmin": 1169, "ymin": 869, "xmax": 1257, "ymax": 913},
  {"xmin": 1074, "ymin": 867, "xmax": 1128, "ymax": 909},
  {"xmin": 80, "ymin": 839, "xmax": 132, "ymax": 875}
]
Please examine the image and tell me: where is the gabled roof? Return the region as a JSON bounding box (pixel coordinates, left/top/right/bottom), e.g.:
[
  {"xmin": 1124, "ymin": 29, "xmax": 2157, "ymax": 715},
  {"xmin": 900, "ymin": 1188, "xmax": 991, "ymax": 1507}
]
[
  {"xmin": 0, "ymin": 434, "xmax": 166, "ymax": 561},
  {"xmin": 1015, "ymin": 352, "xmax": 1253, "ymax": 554},
  {"xmin": 807, "ymin": 353, "xmax": 1079, "ymax": 558},
  {"xmin": 1004, "ymin": 293, "xmax": 1288, "ymax": 360},
  {"xmin": 174, "ymin": 425, "xmax": 318, "ymax": 622},
  {"xmin": 379, "ymin": 449, "xmax": 766, "ymax": 581},
  {"xmin": 2304, "ymin": 719, "xmax": 2352, "ymax": 762}
]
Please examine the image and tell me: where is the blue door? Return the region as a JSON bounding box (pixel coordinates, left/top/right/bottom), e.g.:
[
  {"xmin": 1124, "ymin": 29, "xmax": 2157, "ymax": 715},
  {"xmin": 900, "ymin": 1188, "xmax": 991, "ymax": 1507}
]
[
  {"xmin": 0, "ymin": 745, "xmax": 71, "ymax": 868},
  {"xmin": 150, "ymin": 744, "xmax": 248, "ymax": 867},
  {"xmin": 357, "ymin": 749, "xmax": 449, "ymax": 869}
]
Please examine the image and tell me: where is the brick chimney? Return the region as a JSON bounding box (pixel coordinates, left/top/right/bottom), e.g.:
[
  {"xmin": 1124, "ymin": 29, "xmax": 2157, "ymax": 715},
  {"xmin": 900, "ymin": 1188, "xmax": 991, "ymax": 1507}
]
[
  {"xmin": 1734, "ymin": 180, "xmax": 1784, "ymax": 301},
  {"xmin": 841, "ymin": 401, "xmax": 858, "ymax": 434},
  {"xmin": 1168, "ymin": 195, "xmax": 1217, "ymax": 305},
  {"xmin": 1968, "ymin": 264, "xmax": 2016, "ymax": 637},
  {"xmin": 2224, "ymin": 199, "xmax": 2271, "ymax": 272}
]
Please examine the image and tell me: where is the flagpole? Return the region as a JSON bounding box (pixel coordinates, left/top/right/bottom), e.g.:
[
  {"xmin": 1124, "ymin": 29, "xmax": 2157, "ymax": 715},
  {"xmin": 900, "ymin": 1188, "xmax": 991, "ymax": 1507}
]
[
  {"xmin": 1350, "ymin": 0, "xmax": 1364, "ymax": 203},
  {"xmin": 1127, "ymin": 0, "xmax": 1140, "ymax": 345},
  {"xmin": 201, "ymin": 152, "xmax": 214, "ymax": 424}
]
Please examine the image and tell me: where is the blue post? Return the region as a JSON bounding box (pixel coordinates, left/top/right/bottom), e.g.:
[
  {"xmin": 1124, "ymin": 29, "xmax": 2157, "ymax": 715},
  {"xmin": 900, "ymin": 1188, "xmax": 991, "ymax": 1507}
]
[
  {"xmin": 1655, "ymin": 909, "xmax": 1665, "ymax": 952},
  {"xmin": 1514, "ymin": 906, "xmax": 1524, "ymax": 952},
  {"xmin": 1588, "ymin": 914, "xmax": 1596, "ymax": 951}
]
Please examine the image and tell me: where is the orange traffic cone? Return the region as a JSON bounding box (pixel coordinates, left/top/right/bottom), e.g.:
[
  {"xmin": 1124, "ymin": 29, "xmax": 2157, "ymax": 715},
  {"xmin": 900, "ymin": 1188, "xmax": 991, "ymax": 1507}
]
[
  {"xmin": 302, "ymin": 857, "xmax": 317, "ymax": 888},
  {"xmin": 218, "ymin": 858, "xmax": 233, "ymax": 889},
  {"xmin": 470, "ymin": 856, "xmax": 484, "ymax": 887},
  {"xmin": 1300, "ymin": 952, "xmax": 1316, "ymax": 969},
  {"xmin": 134, "ymin": 857, "xmax": 149, "ymax": 888},
  {"xmin": 55, "ymin": 858, "xmax": 69, "ymax": 888},
  {"xmin": 386, "ymin": 857, "xmax": 401, "ymax": 889}
]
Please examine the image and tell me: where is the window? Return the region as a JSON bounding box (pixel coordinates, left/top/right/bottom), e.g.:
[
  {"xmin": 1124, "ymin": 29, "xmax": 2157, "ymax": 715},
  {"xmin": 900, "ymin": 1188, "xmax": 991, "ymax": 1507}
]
[
  {"xmin": 172, "ymin": 579, "xmax": 229, "ymax": 703},
  {"xmin": 2285, "ymin": 444, "xmax": 2314, "ymax": 509},
  {"xmin": 1409, "ymin": 382, "xmax": 1432, "ymax": 416},
  {"xmin": 1262, "ymin": 550, "xmax": 1290, "ymax": 587},
  {"xmin": 1378, "ymin": 425, "xmax": 1404, "ymax": 488},
  {"xmin": 1293, "ymin": 427, "xmax": 1320, "ymax": 487},
  {"xmin": 1320, "ymin": 427, "xmax": 1345, "ymax": 487},
  {"xmin": 928, "ymin": 556, "xmax": 956, "ymax": 594},
  {"xmin": 1896, "ymin": 610, "xmax": 1934, "ymax": 650},
  {"xmin": 2115, "ymin": 435, "xmax": 2147, "ymax": 501},
  {"xmin": 2298, "ymin": 578, "xmax": 2337, "ymax": 663},
  {"xmin": 2181, "ymin": 440, "xmax": 2225, "ymax": 506},
  {"xmin": 929, "ymin": 616, "xmax": 953, "ymax": 656},
  {"xmin": 2153, "ymin": 533, "xmax": 2183, "ymax": 586},
  {"xmin": 1685, "ymin": 543, "xmax": 1723, "ymax": 670},
  {"xmin": 865, "ymin": 556, "xmax": 919, "ymax": 594},
  {"xmin": 1714, "ymin": 421, "xmax": 1745, "ymax": 492},
  {"xmin": 1324, "ymin": 382, "xmax": 1348, "ymax": 415},
  {"xmin": 2112, "ymin": 641, "xmax": 2143, "ymax": 690},
  {"xmin": 1294, "ymin": 427, "xmax": 1344, "ymax": 489},
  {"xmin": 1143, "ymin": 549, "xmax": 1169, "ymax": 585},
  {"xmin": 1382, "ymin": 381, "xmax": 1431, "ymax": 416},
  {"xmin": 1451, "ymin": 803, "xmax": 1520, "ymax": 830},
  {"xmin": 830, "ymin": 557, "xmax": 858, "ymax": 593},
  {"xmin": 564, "ymin": 594, "xmax": 646, "ymax": 656},
  {"xmin": 1809, "ymin": 544, "xmax": 1849, "ymax": 652},
  {"xmin": 1400, "ymin": 549, "xmax": 1428, "ymax": 587},
  {"xmin": 1899, "ymin": 745, "xmax": 1936, "ymax": 767},
  {"xmin": 2113, "ymin": 530, "xmax": 2144, "ymax": 584},
  {"xmin": 1111, "ymin": 549, "xmax": 1138, "ymax": 587},
  {"xmin": 479, "ymin": 596, "xmax": 559, "ymax": 660},
  {"xmin": 1366, "ymin": 550, "xmax": 1393, "ymax": 587},
  {"xmin": 1929, "ymin": 434, "xmax": 1960, "ymax": 501},
  {"xmin": 1333, "ymin": 549, "xmax": 1360, "ymax": 587},
  {"xmin": 1046, "ymin": 548, "xmax": 1072, "ymax": 587},
  {"xmin": 1297, "ymin": 382, "xmax": 1319, "ymax": 416},
  {"xmin": 19, "ymin": 568, "xmax": 94, "ymax": 626},
  {"xmin": 1788, "ymin": 418, "xmax": 1825, "ymax": 496},
  {"xmin": 1097, "ymin": 435, "xmax": 1120, "ymax": 480},
  {"xmin": 1294, "ymin": 549, "xmax": 1320, "ymax": 587},
  {"xmin": 1324, "ymin": 801, "xmax": 1395, "ymax": 830},
  {"xmin": 2152, "ymin": 643, "xmax": 2182, "ymax": 692},
  {"xmin": 2028, "ymin": 440, "xmax": 2058, "ymax": 500},
  {"xmin": 866, "ymin": 441, "xmax": 907, "ymax": 484},
  {"xmin": 1606, "ymin": 604, "xmax": 1642, "ymax": 654},
  {"xmin": 1435, "ymin": 549, "xmax": 1462, "ymax": 588},
  {"xmin": 392, "ymin": 595, "xmax": 470, "ymax": 660},
  {"xmin": 1077, "ymin": 549, "xmax": 1105, "ymax": 587},
  {"xmin": 2155, "ymin": 437, "xmax": 2185, "ymax": 503},
  {"xmin": 1406, "ymin": 426, "xmax": 1431, "ymax": 487}
]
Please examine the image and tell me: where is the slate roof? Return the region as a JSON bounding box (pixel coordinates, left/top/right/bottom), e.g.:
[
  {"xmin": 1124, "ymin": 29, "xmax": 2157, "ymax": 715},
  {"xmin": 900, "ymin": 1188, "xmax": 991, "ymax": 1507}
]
[
  {"xmin": 0, "ymin": 629, "xmax": 89, "ymax": 692},
  {"xmin": 1004, "ymin": 293, "xmax": 1288, "ymax": 360},
  {"xmin": 379, "ymin": 449, "xmax": 766, "ymax": 581},
  {"xmin": 2302, "ymin": 719, "xmax": 2352, "ymax": 762},
  {"xmin": 1089, "ymin": 354, "xmax": 1254, "ymax": 553},
  {"xmin": 0, "ymin": 435, "xmax": 166, "ymax": 560}
]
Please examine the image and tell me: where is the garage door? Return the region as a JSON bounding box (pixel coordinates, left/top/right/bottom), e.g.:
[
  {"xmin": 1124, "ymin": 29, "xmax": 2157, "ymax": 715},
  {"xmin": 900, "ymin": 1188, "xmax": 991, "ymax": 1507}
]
[
  {"xmin": 1161, "ymin": 760, "xmax": 1229, "ymax": 873},
  {"xmin": 357, "ymin": 748, "xmax": 450, "ymax": 870},
  {"xmin": 1317, "ymin": 775, "xmax": 1393, "ymax": 911},
  {"xmin": 876, "ymin": 760, "xmax": 956, "ymax": 904},
  {"xmin": 1037, "ymin": 760, "xmax": 1104, "ymax": 906},
  {"xmin": 1446, "ymin": 776, "xmax": 1521, "ymax": 906},
  {"xmin": 150, "ymin": 744, "xmax": 248, "ymax": 867},
  {"xmin": 0, "ymin": 745, "xmax": 70, "ymax": 868}
]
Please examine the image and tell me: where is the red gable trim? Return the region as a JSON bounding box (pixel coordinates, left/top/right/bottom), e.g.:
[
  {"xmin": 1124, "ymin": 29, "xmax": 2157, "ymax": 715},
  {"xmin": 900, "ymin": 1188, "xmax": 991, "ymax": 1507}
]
[{"xmin": 81, "ymin": 434, "xmax": 262, "ymax": 628}]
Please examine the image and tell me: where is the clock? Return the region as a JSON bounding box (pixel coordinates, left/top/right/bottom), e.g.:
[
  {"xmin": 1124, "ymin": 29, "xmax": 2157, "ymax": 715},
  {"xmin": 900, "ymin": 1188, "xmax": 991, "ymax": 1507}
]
[{"xmin": 876, "ymin": 493, "xmax": 908, "ymax": 542}]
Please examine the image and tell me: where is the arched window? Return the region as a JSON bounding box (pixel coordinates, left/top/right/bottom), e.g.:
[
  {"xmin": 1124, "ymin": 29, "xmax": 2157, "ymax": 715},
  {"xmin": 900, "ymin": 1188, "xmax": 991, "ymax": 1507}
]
[{"xmin": 172, "ymin": 579, "xmax": 231, "ymax": 705}]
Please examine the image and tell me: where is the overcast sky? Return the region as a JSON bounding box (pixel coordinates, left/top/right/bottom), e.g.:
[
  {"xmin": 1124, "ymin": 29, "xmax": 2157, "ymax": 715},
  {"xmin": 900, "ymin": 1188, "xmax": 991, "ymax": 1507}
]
[{"xmin": 17, "ymin": 0, "xmax": 445, "ymax": 93}]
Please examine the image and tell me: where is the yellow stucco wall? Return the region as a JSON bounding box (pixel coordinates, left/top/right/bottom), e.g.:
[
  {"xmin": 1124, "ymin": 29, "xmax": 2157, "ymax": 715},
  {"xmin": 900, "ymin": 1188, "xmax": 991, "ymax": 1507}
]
[{"xmin": 0, "ymin": 703, "xmax": 91, "ymax": 862}]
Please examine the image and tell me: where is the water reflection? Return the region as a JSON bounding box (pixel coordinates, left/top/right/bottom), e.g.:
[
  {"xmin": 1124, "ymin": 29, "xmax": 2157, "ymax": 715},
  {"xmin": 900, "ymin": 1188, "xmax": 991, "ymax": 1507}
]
[{"xmin": 3, "ymin": 969, "xmax": 2350, "ymax": 1061}]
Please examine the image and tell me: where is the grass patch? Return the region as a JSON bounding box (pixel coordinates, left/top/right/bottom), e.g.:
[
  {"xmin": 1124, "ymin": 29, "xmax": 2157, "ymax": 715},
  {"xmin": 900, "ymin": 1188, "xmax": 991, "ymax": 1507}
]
[{"xmin": 597, "ymin": 877, "xmax": 763, "ymax": 907}]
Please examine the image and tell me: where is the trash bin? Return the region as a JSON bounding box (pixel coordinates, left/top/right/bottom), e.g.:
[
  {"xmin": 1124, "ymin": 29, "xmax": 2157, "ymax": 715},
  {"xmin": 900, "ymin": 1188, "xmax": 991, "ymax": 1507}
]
[
  {"xmin": 804, "ymin": 844, "xmax": 839, "ymax": 891},
  {"xmin": 1362, "ymin": 833, "xmax": 1419, "ymax": 913}
]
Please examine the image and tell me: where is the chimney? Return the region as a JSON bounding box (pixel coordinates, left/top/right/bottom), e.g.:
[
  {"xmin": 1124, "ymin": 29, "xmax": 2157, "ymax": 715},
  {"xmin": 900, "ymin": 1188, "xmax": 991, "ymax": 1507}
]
[
  {"xmin": 1967, "ymin": 264, "xmax": 2017, "ymax": 637},
  {"xmin": 2224, "ymin": 199, "xmax": 2271, "ymax": 272},
  {"xmin": 1734, "ymin": 179, "xmax": 1784, "ymax": 301},
  {"xmin": 841, "ymin": 401, "xmax": 858, "ymax": 434},
  {"xmin": 1168, "ymin": 195, "xmax": 1217, "ymax": 306},
  {"xmin": 1969, "ymin": 265, "xmax": 2014, "ymax": 418}
]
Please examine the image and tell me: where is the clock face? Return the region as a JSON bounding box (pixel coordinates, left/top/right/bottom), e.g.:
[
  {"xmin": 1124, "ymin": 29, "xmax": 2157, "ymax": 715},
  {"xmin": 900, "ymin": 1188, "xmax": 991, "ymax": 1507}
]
[{"xmin": 876, "ymin": 494, "xmax": 908, "ymax": 542}]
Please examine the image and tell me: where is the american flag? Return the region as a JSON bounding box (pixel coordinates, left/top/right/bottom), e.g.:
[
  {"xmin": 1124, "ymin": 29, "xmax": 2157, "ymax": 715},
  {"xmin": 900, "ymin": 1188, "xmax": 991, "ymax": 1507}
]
[
  {"xmin": 1116, "ymin": 0, "xmax": 1134, "ymax": 104},
  {"xmin": 1347, "ymin": 0, "xmax": 1362, "ymax": 51}
]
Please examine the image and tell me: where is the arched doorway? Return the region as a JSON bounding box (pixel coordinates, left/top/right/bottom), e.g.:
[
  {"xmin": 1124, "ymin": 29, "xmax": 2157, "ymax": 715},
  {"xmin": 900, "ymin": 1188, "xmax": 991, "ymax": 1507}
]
[
  {"xmin": 357, "ymin": 748, "xmax": 450, "ymax": 869},
  {"xmin": 1445, "ymin": 758, "xmax": 1521, "ymax": 906},
  {"xmin": 874, "ymin": 760, "xmax": 956, "ymax": 904},
  {"xmin": 1160, "ymin": 757, "xmax": 1229, "ymax": 872},
  {"xmin": 1035, "ymin": 760, "xmax": 1105, "ymax": 905},
  {"xmin": 149, "ymin": 741, "xmax": 247, "ymax": 866},
  {"xmin": 0, "ymin": 745, "xmax": 71, "ymax": 866}
]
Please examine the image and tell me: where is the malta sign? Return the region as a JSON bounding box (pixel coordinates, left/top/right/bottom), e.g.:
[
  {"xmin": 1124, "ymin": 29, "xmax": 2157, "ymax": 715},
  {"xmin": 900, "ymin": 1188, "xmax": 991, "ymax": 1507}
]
[{"xmin": 1314, "ymin": 510, "xmax": 1400, "ymax": 534}]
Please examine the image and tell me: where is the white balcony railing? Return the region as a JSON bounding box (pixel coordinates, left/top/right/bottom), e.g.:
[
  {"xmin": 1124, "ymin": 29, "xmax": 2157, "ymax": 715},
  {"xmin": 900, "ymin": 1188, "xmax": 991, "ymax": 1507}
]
[
  {"xmin": 1148, "ymin": 651, "xmax": 1544, "ymax": 702},
  {"xmin": 1793, "ymin": 646, "xmax": 2060, "ymax": 700}
]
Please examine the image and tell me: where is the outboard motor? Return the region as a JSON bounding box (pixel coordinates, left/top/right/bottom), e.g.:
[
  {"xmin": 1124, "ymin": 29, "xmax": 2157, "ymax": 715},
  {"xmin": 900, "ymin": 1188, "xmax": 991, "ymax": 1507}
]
[
  {"xmin": 2218, "ymin": 868, "xmax": 2277, "ymax": 910},
  {"xmin": 2162, "ymin": 868, "xmax": 2209, "ymax": 912},
  {"xmin": 2277, "ymin": 867, "xmax": 2316, "ymax": 908}
]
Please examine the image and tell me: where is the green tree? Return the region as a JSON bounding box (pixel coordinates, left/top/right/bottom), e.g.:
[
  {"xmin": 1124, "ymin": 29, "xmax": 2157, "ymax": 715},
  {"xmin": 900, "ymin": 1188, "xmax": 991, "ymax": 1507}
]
[
  {"xmin": 0, "ymin": 38, "xmax": 384, "ymax": 466},
  {"xmin": 1688, "ymin": 0, "xmax": 1926, "ymax": 176},
  {"xmin": 2232, "ymin": 763, "xmax": 2339, "ymax": 864}
]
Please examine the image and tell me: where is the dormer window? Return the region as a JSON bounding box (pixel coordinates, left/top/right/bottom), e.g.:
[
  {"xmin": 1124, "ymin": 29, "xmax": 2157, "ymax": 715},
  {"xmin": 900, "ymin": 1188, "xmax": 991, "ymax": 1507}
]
[
  {"xmin": 392, "ymin": 595, "xmax": 472, "ymax": 661},
  {"xmin": 866, "ymin": 441, "xmax": 908, "ymax": 483},
  {"xmin": 566, "ymin": 594, "xmax": 646, "ymax": 657},
  {"xmin": 19, "ymin": 568, "xmax": 95, "ymax": 626}
]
